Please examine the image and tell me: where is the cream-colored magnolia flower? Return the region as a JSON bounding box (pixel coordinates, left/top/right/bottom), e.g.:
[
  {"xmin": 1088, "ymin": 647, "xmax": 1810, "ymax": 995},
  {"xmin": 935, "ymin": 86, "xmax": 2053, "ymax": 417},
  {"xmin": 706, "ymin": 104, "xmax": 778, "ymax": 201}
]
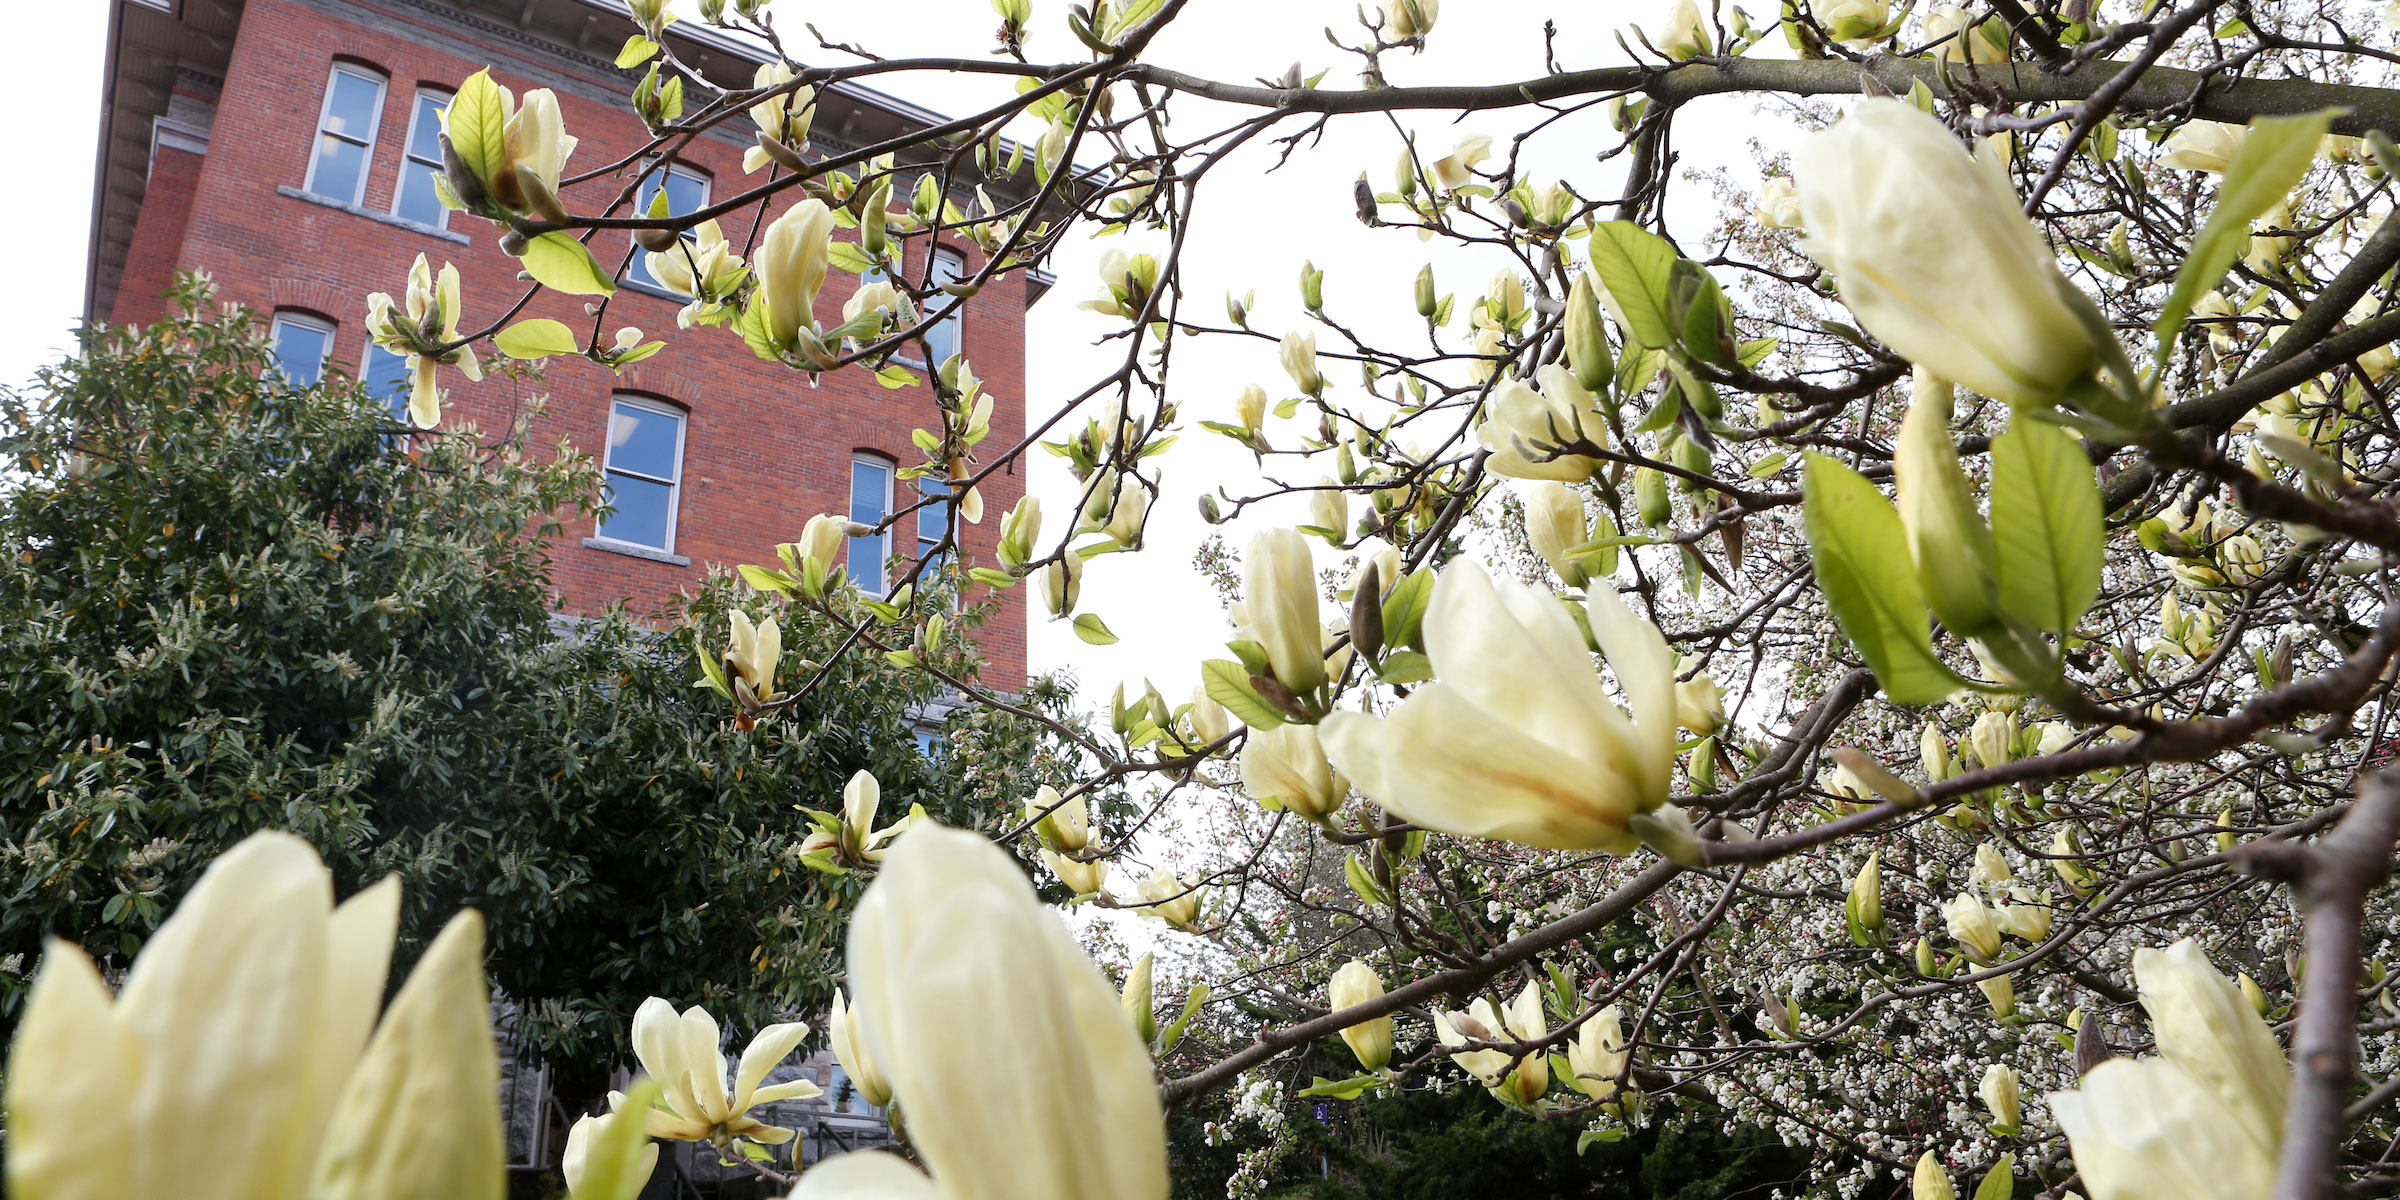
[
  {"xmin": 2159, "ymin": 121, "xmax": 2247, "ymax": 174},
  {"xmin": 2, "ymin": 831, "xmax": 502, "ymax": 1200},
  {"xmin": 1311, "ymin": 477, "xmax": 1349, "ymax": 541},
  {"xmin": 1382, "ymin": 0, "xmax": 1437, "ymax": 38},
  {"xmin": 1432, "ymin": 133, "xmax": 1494, "ymax": 188},
  {"xmin": 844, "ymin": 280, "xmax": 902, "ymax": 326},
  {"xmin": 1234, "ymin": 384, "xmax": 1268, "ymax": 432},
  {"xmin": 1026, "ymin": 784, "xmax": 1093, "ymax": 854},
  {"xmin": 1280, "ymin": 330, "xmax": 1327, "ymax": 396},
  {"xmin": 1187, "ymin": 685, "xmax": 1233, "ymax": 746},
  {"xmin": 365, "ymin": 253, "xmax": 482, "ymax": 428},
  {"xmin": 1238, "ymin": 722, "xmax": 1347, "ymax": 820},
  {"xmin": 1566, "ymin": 1004, "xmax": 1631, "ymax": 1101},
  {"xmin": 2049, "ymin": 940, "xmax": 2287, "ymax": 1200},
  {"xmin": 1523, "ymin": 481, "xmax": 1591, "ymax": 588},
  {"xmin": 1674, "ymin": 661, "xmax": 1726, "ymax": 734},
  {"xmin": 1035, "ymin": 551, "xmax": 1083, "ymax": 618},
  {"xmin": 1436, "ymin": 983, "xmax": 1549, "ymax": 1104},
  {"xmin": 1968, "ymin": 709, "xmax": 2017, "ymax": 768},
  {"xmin": 1320, "ymin": 561, "xmax": 1677, "ymax": 852},
  {"xmin": 1972, "ymin": 842, "xmax": 2013, "ymax": 886},
  {"xmin": 1794, "ymin": 100, "xmax": 2104, "ymax": 407},
  {"xmin": 1912, "ymin": 1152, "xmax": 1957, "ymax": 1200},
  {"xmin": 1245, "ymin": 528, "xmax": 1328, "ymax": 693},
  {"xmin": 453, "ymin": 82, "xmax": 576, "ymax": 216},
  {"xmin": 1479, "ymin": 367, "xmax": 1607, "ymax": 481},
  {"xmin": 724, "ymin": 609, "xmax": 781, "ymax": 707},
  {"xmin": 827, "ymin": 989, "xmax": 895, "ymax": 1108},
  {"xmin": 1943, "ymin": 892, "xmax": 2004, "ymax": 962},
  {"xmin": 1103, "ymin": 481, "xmax": 1150, "ymax": 547},
  {"xmin": 1997, "ymin": 893, "xmax": 2052, "ymax": 942},
  {"xmin": 744, "ymin": 62, "xmax": 817, "ymax": 172},
  {"xmin": 1133, "ymin": 867, "xmax": 1205, "ymax": 931},
  {"xmin": 621, "ymin": 999, "xmax": 820, "ymax": 1145},
  {"xmin": 797, "ymin": 823, "xmax": 1168, "ymax": 1200},
  {"xmin": 1042, "ymin": 848, "xmax": 1109, "ymax": 896},
  {"xmin": 563, "ymin": 1106, "xmax": 658, "ymax": 1200},
  {"xmin": 1921, "ymin": 3, "xmax": 2004, "ymax": 62},
  {"xmin": 1653, "ymin": 0, "xmax": 1711, "ymax": 58},
  {"xmin": 1981, "ymin": 1062, "xmax": 2022, "ymax": 1129},
  {"xmin": 1754, "ymin": 178, "xmax": 1804, "ymax": 229},
  {"xmin": 1819, "ymin": 0, "xmax": 1892, "ymax": 44},
  {"xmin": 1328, "ymin": 960, "xmax": 1394, "ymax": 1072},
  {"xmin": 755, "ymin": 199, "xmax": 836, "ymax": 353}
]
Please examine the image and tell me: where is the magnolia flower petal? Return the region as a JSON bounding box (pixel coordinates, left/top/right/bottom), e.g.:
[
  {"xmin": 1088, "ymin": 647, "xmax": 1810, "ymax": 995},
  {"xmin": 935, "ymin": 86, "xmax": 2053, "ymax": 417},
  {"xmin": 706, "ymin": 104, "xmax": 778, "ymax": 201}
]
[
  {"xmin": 114, "ymin": 830, "xmax": 334, "ymax": 1200},
  {"xmin": 732, "ymin": 1021, "xmax": 812, "ymax": 1114},
  {"xmin": 303, "ymin": 876, "xmax": 402, "ymax": 1154},
  {"xmin": 1368, "ymin": 683, "xmax": 1642, "ymax": 851},
  {"xmin": 786, "ymin": 1150, "xmax": 942, "ymax": 1199},
  {"xmin": 2134, "ymin": 939, "xmax": 2289, "ymax": 1159},
  {"xmin": 749, "ymin": 1078, "xmax": 827, "ymax": 1104},
  {"xmin": 679, "ymin": 1007, "xmax": 732, "ymax": 1125},
  {"xmin": 1587, "ymin": 584, "xmax": 1679, "ymax": 803},
  {"xmin": 1422, "ymin": 562, "xmax": 1629, "ymax": 774},
  {"xmin": 2051, "ymin": 1057, "xmax": 2275, "ymax": 1200},
  {"xmin": 4, "ymin": 941, "xmax": 134, "ymax": 1200}
]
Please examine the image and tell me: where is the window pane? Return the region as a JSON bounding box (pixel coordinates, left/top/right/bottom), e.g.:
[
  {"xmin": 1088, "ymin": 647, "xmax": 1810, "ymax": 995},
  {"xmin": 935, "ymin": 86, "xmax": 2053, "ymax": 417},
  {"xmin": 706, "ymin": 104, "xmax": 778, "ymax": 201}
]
[
  {"xmin": 924, "ymin": 252, "xmax": 964, "ymax": 366},
  {"xmin": 916, "ymin": 480, "xmax": 951, "ymax": 553},
  {"xmin": 363, "ymin": 344, "xmax": 411, "ymax": 418},
  {"xmin": 607, "ymin": 402, "xmax": 682, "ymax": 481},
  {"xmin": 406, "ymin": 93, "xmax": 448, "ymax": 161},
  {"xmin": 849, "ymin": 459, "xmax": 890, "ymax": 590},
  {"xmin": 309, "ymin": 135, "xmax": 369, "ymax": 204},
  {"xmin": 627, "ymin": 169, "xmax": 709, "ymax": 290},
  {"xmin": 271, "ymin": 320, "xmax": 331, "ymax": 386},
  {"xmin": 598, "ymin": 474, "xmax": 673, "ymax": 549},
  {"xmin": 323, "ymin": 71, "xmax": 383, "ymax": 140},
  {"xmin": 393, "ymin": 165, "xmax": 445, "ymax": 227}
]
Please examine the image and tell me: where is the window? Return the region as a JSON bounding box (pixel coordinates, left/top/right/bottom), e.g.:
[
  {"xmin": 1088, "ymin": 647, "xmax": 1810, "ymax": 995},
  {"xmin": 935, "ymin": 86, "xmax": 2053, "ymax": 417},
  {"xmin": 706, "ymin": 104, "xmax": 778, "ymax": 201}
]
[
  {"xmin": 361, "ymin": 342, "xmax": 412, "ymax": 420},
  {"xmin": 923, "ymin": 248, "xmax": 966, "ymax": 366},
  {"xmin": 915, "ymin": 477, "xmax": 953, "ymax": 600},
  {"xmin": 305, "ymin": 64, "xmax": 388, "ymax": 206},
  {"xmin": 598, "ymin": 396, "xmax": 687, "ymax": 552},
  {"xmin": 624, "ymin": 164, "xmax": 711, "ymax": 292},
  {"xmin": 268, "ymin": 313, "xmax": 335, "ymax": 386},
  {"xmin": 848, "ymin": 455, "xmax": 893, "ymax": 595},
  {"xmin": 390, "ymin": 89, "xmax": 451, "ymax": 229}
]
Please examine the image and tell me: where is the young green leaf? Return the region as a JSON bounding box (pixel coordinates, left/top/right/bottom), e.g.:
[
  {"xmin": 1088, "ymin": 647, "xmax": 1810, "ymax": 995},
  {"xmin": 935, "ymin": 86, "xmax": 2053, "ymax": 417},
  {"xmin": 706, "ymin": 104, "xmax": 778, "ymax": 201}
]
[
  {"xmin": 1071, "ymin": 613, "xmax": 1118, "ymax": 645},
  {"xmin": 1201, "ymin": 658, "xmax": 1286, "ymax": 729},
  {"xmin": 444, "ymin": 69, "xmax": 508, "ymax": 192},
  {"xmin": 1990, "ymin": 418, "xmax": 2103, "ymax": 633},
  {"xmin": 492, "ymin": 318, "xmax": 581, "ymax": 360},
  {"xmin": 520, "ymin": 232, "xmax": 618, "ymax": 296},
  {"xmin": 1801, "ymin": 453, "xmax": 1967, "ymax": 705},
  {"xmin": 2154, "ymin": 110, "xmax": 2337, "ymax": 354},
  {"xmin": 1586, "ymin": 221, "xmax": 1680, "ymax": 349}
]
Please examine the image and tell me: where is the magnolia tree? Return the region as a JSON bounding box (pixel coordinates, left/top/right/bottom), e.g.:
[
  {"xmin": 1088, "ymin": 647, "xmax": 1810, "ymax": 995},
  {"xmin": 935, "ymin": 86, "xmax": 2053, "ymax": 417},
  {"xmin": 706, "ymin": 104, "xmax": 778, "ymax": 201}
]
[{"xmin": 15, "ymin": 0, "xmax": 2400, "ymax": 1196}]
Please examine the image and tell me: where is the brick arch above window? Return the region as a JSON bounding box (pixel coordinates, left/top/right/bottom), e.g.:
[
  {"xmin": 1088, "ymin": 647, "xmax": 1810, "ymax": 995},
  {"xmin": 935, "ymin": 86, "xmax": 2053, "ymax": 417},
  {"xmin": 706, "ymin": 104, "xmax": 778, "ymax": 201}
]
[
  {"xmin": 613, "ymin": 363, "xmax": 710, "ymax": 407},
  {"xmin": 267, "ymin": 279, "xmax": 352, "ymax": 324}
]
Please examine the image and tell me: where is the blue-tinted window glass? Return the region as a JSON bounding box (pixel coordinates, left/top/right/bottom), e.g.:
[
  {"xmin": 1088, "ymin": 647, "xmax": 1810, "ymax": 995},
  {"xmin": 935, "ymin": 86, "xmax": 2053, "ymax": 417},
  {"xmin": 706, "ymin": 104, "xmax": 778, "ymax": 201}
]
[
  {"xmin": 606, "ymin": 404, "xmax": 682, "ymax": 480},
  {"xmin": 307, "ymin": 67, "xmax": 384, "ymax": 205},
  {"xmin": 362, "ymin": 344, "xmax": 411, "ymax": 419},
  {"xmin": 626, "ymin": 168, "xmax": 711, "ymax": 290},
  {"xmin": 598, "ymin": 399, "xmax": 683, "ymax": 551},
  {"xmin": 923, "ymin": 249, "xmax": 964, "ymax": 366},
  {"xmin": 913, "ymin": 729, "xmax": 939, "ymax": 758},
  {"xmin": 392, "ymin": 92, "xmax": 450, "ymax": 228},
  {"xmin": 849, "ymin": 457, "xmax": 891, "ymax": 592},
  {"xmin": 915, "ymin": 478, "xmax": 952, "ymax": 586},
  {"xmin": 270, "ymin": 317, "xmax": 332, "ymax": 386}
]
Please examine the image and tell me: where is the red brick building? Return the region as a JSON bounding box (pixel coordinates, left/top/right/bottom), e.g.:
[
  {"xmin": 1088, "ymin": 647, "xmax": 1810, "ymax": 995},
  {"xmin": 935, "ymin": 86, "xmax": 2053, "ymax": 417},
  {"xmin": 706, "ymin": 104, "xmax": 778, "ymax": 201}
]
[{"xmin": 88, "ymin": 0, "xmax": 1041, "ymax": 682}]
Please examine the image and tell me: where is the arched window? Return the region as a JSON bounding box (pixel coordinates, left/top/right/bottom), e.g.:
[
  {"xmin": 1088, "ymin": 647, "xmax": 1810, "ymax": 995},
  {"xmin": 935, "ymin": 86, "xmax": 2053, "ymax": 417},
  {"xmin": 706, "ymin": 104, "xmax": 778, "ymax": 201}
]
[
  {"xmin": 304, "ymin": 63, "xmax": 388, "ymax": 206},
  {"xmin": 267, "ymin": 311, "xmax": 336, "ymax": 386}
]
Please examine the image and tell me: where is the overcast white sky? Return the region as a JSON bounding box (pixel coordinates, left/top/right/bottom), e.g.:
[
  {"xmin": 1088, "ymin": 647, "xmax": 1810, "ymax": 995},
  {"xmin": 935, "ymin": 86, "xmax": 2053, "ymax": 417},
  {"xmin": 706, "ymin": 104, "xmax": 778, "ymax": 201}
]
[{"xmin": 0, "ymin": 0, "xmax": 1784, "ymax": 705}]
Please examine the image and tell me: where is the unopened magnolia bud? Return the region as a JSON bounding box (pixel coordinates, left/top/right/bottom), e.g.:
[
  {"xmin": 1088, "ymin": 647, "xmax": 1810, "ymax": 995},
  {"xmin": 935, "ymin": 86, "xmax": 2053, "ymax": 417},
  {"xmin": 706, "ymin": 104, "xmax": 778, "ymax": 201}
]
[
  {"xmin": 1913, "ymin": 936, "xmax": 1937, "ymax": 977},
  {"xmin": 1687, "ymin": 736, "xmax": 1718, "ymax": 790},
  {"xmin": 2239, "ymin": 971, "xmax": 2270, "ymax": 1016},
  {"xmin": 753, "ymin": 132, "xmax": 809, "ymax": 171},
  {"xmin": 1349, "ymin": 561, "xmax": 1385, "ymax": 662},
  {"xmin": 1300, "ymin": 261, "xmax": 1325, "ymax": 311},
  {"xmin": 1415, "ymin": 265, "xmax": 1437, "ymax": 318},
  {"xmin": 1566, "ymin": 273, "xmax": 1612, "ymax": 393},
  {"xmin": 1627, "ymin": 805, "xmax": 1706, "ymax": 868},
  {"xmin": 2072, "ymin": 1009, "xmax": 2114, "ymax": 1075},
  {"xmin": 441, "ymin": 136, "xmax": 489, "ymax": 210},
  {"xmin": 1830, "ymin": 748, "xmax": 1921, "ymax": 807},
  {"xmin": 498, "ymin": 230, "xmax": 529, "ymax": 257},
  {"xmin": 1635, "ymin": 466, "xmax": 1671, "ymax": 527}
]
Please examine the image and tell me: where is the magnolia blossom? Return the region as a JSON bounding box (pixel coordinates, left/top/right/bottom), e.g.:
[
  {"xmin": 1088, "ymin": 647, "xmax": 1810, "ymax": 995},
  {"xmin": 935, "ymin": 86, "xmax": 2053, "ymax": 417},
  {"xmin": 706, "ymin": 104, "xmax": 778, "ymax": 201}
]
[
  {"xmin": 724, "ymin": 610, "xmax": 781, "ymax": 707},
  {"xmin": 563, "ymin": 1106, "xmax": 657, "ymax": 1200},
  {"xmin": 1238, "ymin": 723, "xmax": 1347, "ymax": 820},
  {"xmin": 365, "ymin": 254, "xmax": 481, "ymax": 428},
  {"xmin": 1972, "ymin": 842, "xmax": 2013, "ymax": 886},
  {"xmin": 1103, "ymin": 482, "xmax": 1150, "ymax": 547},
  {"xmin": 809, "ymin": 769, "xmax": 913, "ymax": 865},
  {"xmin": 799, "ymin": 824, "xmax": 1168, "ymax": 1200},
  {"xmin": 1921, "ymin": 3, "xmax": 2004, "ymax": 62},
  {"xmin": 1186, "ymin": 685, "xmax": 1233, "ymax": 746},
  {"xmin": 744, "ymin": 62, "xmax": 816, "ymax": 172},
  {"xmin": 1566, "ymin": 1004, "xmax": 1631, "ymax": 1101},
  {"xmin": 1794, "ymin": 100, "xmax": 2104, "ymax": 407},
  {"xmin": 1674, "ymin": 662, "xmax": 1726, "ymax": 734},
  {"xmin": 1026, "ymin": 785, "xmax": 1093, "ymax": 854},
  {"xmin": 1041, "ymin": 848, "xmax": 1108, "ymax": 896},
  {"xmin": 460, "ymin": 83, "xmax": 576, "ymax": 216},
  {"xmin": 1134, "ymin": 867, "xmax": 1205, "ymax": 930},
  {"xmin": 2049, "ymin": 941, "xmax": 2287, "ymax": 1200},
  {"xmin": 755, "ymin": 199, "xmax": 836, "ymax": 353},
  {"xmin": 1382, "ymin": 0, "xmax": 1437, "ymax": 38},
  {"xmin": 1245, "ymin": 528, "xmax": 1327, "ymax": 694},
  {"xmin": 997, "ymin": 496, "xmax": 1042, "ymax": 568},
  {"xmin": 1280, "ymin": 330, "xmax": 1326, "ymax": 395},
  {"xmin": 1432, "ymin": 133, "xmax": 1494, "ymax": 188},
  {"xmin": 827, "ymin": 989, "xmax": 895, "ymax": 1108},
  {"xmin": 1968, "ymin": 709, "xmax": 2017, "ymax": 768},
  {"xmin": 622, "ymin": 999, "xmax": 819, "ymax": 1145},
  {"xmin": 1997, "ymin": 890, "xmax": 2053, "ymax": 942},
  {"xmin": 1754, "ymin": 178, "xmax": 1804, "ymax": 229},
  {"xmin": 1479, "ymin": 367, "xmax": 1607, "ymax": 481},
  {"xmin": 844, "ymin": 280, "xmax": 902, "ymax": 326},
  {"xmin": 1035, "ymin": 552, "xmax": 1084, "ymax": 619},
  {"xmin": 1943, "ymin": 892, "xmax": 2004, "ymax": 962},
  {"xmin": 2159, "ymin": 120, "xmax": 2247, "ymax": 173},
  {"xmin": 1320, "ymin": 561, "xmax": 1677, "ymax": 852},
  {"xmin": 1328, "ymin": 961, "xmax": 1394, "ymax": 1072},
  {"xmin": 1436, "ymin": 983, "xmax": 1549, "ymax": 1105},
  {"xmin": 1522, "ymin": 482, "xmax": 1591, "ymax": 588},
  {"xmin": 1912, "ymin": 1152, "xmax": 1956, "ymax": 1200},
  {"xmin": 1652, "ymin": 0, "xmax": 1710, "ymax": 58},
  {"xmin": 1895, "ymin": 372, "xmax": 2003, "ymax": 634},
  {"xmin": 1819, "ymin": 0, "xmax": 1892, "ymax": 43},
  {"xmin": 2, "ymin": 831, "xmax": 502, "ymax": 1200},
  {"xmin": 646, "ymin": 219, "xmax": 749, "ymax": 327},
  {"xmin": 1310, "ymin": 477, "xmax": 1349, "ymax": 541},
  {"xmin": 1234, "ymin": 384, "xmax": 1268, "ymax": 431},
  {"xmin": 1980, "ymin": 1063, "xmax": 2022, "ymax": 1129}
]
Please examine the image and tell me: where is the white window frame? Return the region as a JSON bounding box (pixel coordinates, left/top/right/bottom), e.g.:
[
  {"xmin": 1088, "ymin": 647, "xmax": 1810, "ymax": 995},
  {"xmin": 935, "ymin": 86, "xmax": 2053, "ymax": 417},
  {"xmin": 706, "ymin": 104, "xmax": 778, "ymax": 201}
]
[
  {"xmin": 304, "ymin": 63, "xmax": 389, "ymax": 207},
  {"xmin": 389, "ymin": 87, "xmax": 452, "ymax": 230},
  {"xmin": 626, "ymin": 163, "xmax": 713, "ymax": 293},
  {"xmin": 597, "ymin": 394, "xmax": 688, "ymax": 554},
  {"xmin": 268, "ymin": 311, "xmax": 337, "ymax": 386},
  {"xmin": 849, "ymin": 453, "xmax": 896, "ymax": 596}
]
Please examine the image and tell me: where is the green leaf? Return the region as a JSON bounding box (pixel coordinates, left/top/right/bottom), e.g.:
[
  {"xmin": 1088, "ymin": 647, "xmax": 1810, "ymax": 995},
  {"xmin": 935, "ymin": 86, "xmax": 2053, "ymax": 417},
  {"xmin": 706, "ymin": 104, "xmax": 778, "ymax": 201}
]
[
  {"xmin": 1800, "ymin": 453, "xmax": 1966, "ymax": 705},
  {"xmin": 967, "ymin": 566, "xmax": 1017, "ymax": 588},
  {"xmin": 1746, "ymin": 452, "xmax": 1789, "ymax": 478},
  {"xmin": 445, "ymin": 69, "xmax": 507, "ymax": 191},
  {"xmin": 1990, "ymin": 418, "xmax": 2102, "ymax": 633},
  {"xmin": 736, "ymin": 563, "xmax": 796, "ymax": 595},
  {"xmin": 1586, "ymin": 221, "xmax": 1679, "ymax": 348},
  {"xmin": 1374, "ymin": 649, "xmax": 1433, "ymax": 685},
  {"xmin": 1972, "ymin": 1154, "xmax": 2017, "ymax": 1200},
  {"xmin": 827, "ymin": 241, "xmax": 879, "ymax": 274},
  {"xmin": 875, "ymin": 365, "xmax": 921, "ymax": 389},
  {"xmin": 1344, "ymin": 854, "xmax": 1390, "ymax": 906},
  {"xmin": 1297, "ymin": 1075, "xmax": 1382, "ymax": 1100},
  {"xmin": 493, "ymin": 318, "xmax": 582, "ymax": 360},
  {"xmin": 1201, "ymin": 659, "xmax": 1286, "ymax": 729},
  {"xmin": 1576, "ymin": 1128, "xmax": 1627, "ymax": 1155},
  {"xmin": 574, "ymin": 1080, "xmax": 664, "ymax": 1200},
  {"xmin": 1379, "ymin": 568, "xmax": 1436, "ymax": 652},
  {"xmin": 1156, "ymin": 983, "xmax": 1208, "ymax": 1055},
  {"xmin": 615, "ymin": 35, "xmax": 660, "ymax": 68},
  {"xmin": 2155, "ymin": 110, "xmax": 2336, "ymax": 355},
  {"xmin": 520, "ymin": 232, "xmax": 617, "ymax": 296},
  {"xmin": 1071, "ymin": 613, "xmax": 1118, "ymax": 645}
]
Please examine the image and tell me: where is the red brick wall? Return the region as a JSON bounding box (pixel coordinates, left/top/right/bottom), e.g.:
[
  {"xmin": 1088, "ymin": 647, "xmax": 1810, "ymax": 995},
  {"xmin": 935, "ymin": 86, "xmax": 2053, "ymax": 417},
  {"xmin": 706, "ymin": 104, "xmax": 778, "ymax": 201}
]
[
  {"xmin": 115, "ymin": 0, "xmax": 1027, "ymax": 682},
  {"xmin": 112, "ymin": 142, "xmax": 204, "ymax": 330}
]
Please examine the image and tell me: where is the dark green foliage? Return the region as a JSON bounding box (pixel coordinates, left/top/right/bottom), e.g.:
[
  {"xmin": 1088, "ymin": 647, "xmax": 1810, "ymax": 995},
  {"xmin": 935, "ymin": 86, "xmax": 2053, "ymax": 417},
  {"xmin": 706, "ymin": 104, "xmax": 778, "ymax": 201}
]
[{"xmin": 0, "ymin": 277, "xmax": 1090, "ymax": 1068}]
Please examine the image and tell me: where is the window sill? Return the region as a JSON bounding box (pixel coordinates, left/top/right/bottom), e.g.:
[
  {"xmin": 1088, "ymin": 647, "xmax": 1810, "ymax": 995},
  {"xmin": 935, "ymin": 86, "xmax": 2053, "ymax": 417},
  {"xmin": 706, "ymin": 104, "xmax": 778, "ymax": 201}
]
[
  {"xmin": 618, "ymin": 278, "xmax": 690, "ymax": 303},
  {"xmin": 581, "ymin": 536, "xmax": 690, "ymax": 566},
  {"xmin": 275, "ymin": 186, "xmax": 470, "ymax": 245}
]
